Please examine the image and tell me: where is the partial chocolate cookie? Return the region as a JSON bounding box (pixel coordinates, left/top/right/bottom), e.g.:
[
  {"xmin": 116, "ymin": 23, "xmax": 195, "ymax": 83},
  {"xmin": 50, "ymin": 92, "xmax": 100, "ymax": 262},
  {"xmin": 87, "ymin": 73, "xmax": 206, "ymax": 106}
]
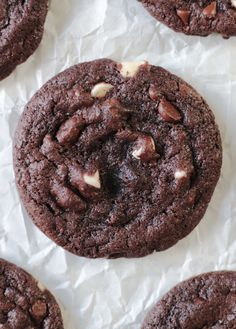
[
  {"xmin": 13, "ymin": 59, "xmax": 222, "ymax": 258},
  {"xmin": 0, "ymin": 0, "xmax": 48, "ymax": 80},
  {"xmin": 0, "ymin": 258, "xmax": 64, "ymax": 328},
  {"xmin": 142, "ymin": 271, "xmax": 236, "ymax": 328},
  {"xmin": 139, "ymin": 0, "xmax": 236, "ymax": 38}
]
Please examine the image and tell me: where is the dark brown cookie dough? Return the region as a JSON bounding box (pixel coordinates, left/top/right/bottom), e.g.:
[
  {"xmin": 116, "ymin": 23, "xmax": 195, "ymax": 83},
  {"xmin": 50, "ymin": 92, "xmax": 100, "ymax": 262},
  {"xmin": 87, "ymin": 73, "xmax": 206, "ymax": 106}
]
[
  {"xmin": 142, "ymin": 271, "xmax": 236, "ymax": 328},
  {"xmin": 0, "ymin": 258, "xmax": 64, "ymax": 329},
  {"xmin": 139, "ymin": 0, "xmax": 236, "ymax": 38},
  {"xmin": 0, "ymin": 0, "xmax": 48, "ymax": 80},
  {"xmin": 13, "ymin": 59, "xmax": 222, "ymax": 259}
]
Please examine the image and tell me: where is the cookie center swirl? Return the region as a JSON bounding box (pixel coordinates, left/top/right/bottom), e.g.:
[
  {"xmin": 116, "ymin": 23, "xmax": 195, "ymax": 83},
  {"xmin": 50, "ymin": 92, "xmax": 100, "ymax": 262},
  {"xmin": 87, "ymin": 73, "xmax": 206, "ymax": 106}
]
[{"xmin": 39, "ymin": 69, "xmax": 195, "ymax": 228}]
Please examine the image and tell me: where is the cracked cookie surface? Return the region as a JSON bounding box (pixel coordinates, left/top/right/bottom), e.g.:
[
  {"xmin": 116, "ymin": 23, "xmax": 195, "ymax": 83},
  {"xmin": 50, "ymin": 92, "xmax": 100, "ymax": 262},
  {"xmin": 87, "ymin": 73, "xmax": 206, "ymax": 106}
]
[
  {"xmin": 13, "ymin": 59, "xmax": 222, "ymax": 258},
  {"xmin": 0, "ymin": 258, "xmax": 64, "ymax": 329},
  {"xmin": 139, "ymin": 0, "xmax": 236, "ymax": 38},
  {"xmin": 0, "ymin": 0, "xmax": 48, "ymax": 80},
  {"xmin": 142, "ymin": 271, "xmax": 236, "ymax": 328}
]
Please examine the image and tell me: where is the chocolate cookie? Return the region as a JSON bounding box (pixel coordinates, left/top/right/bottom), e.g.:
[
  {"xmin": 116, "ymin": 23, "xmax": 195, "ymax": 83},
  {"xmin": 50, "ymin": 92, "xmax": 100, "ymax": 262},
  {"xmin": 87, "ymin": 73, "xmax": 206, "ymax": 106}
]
[
  {"xmin": 0, "ymin": 258, "xmax": 64, "ymax": 328},
  {"xmin": 139, "ymin": 0, "xmax": 236, "ymax": 38},
  {"xmin": 142, "ymin": 271, "xmax": 236, "ymax": 328},
  {"xmin": 0, "ymin": 0, "xmax": 48, "ymax": 80},
  {"xmin": 13, "ymin": 59, "xmax": 222, "ymax": 258}
]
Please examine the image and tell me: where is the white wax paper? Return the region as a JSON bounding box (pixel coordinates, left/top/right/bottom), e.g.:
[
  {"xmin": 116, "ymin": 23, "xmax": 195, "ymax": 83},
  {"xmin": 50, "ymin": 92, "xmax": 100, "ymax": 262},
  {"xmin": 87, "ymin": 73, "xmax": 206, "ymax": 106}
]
[{"xmin": 0, "ymin": 0, "xmax": 236, "ymax": 328}]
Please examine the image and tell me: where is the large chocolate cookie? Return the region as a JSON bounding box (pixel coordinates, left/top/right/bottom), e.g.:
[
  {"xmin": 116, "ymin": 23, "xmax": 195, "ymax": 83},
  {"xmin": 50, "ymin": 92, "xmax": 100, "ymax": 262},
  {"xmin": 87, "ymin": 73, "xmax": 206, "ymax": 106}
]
[
  {"xmin": 139, "ymin": 0, "xmax": 236, "ymax": 38},
  {"xmin": 0, "ymin": 258, "xmax": 64, "ymax": 328},
  {"xmin": 0, "ymin": 0, "xmax": 48, "ymax": 80},
  {"xmin": 142, "ymin": 271, "xmax": 236, "ymax": 328},
  {"xmin": 13, "ymin": 59, "xmax": 222, "ymax": 258}
]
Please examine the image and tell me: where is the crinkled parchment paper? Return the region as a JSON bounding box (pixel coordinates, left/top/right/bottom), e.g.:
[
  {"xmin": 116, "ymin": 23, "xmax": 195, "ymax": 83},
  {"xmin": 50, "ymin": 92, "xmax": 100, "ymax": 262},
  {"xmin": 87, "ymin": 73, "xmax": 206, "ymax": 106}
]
[{"xmin": 0, "ymin": 0, "xmax": 236, "ymax": 328}]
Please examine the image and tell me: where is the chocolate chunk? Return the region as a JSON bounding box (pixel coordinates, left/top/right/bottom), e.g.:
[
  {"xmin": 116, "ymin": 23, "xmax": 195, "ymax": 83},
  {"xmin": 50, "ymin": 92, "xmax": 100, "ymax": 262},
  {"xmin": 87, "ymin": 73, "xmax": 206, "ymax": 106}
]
[
  {"xmin": 149, "ymin": 84, "xmax": 161, "ymax": 101},
  {"xmin": 69, "ymin": 164, "xmax": 101, "ymax": 199},
  {"xmin": 176, "ymin": 9, "xmax": 191, "ymax": 25},
  {"xmin": 116, "ymin": 130, "xmax": 157, "ymax": 162},
  {"xmin": 56, "ymin": 115, "xmax": 85, "ymax": 145},
  {"xmin": 158, "ymin": 99, "xmax": 182, "ymax": 123},
  {"xmin": 203, "ymin": 2, "xmax": 217, "ymax": 17},
  {"xmin": 132, "ymin": 135, "xmax": 157, "ymax": 161},
  {"xmin": 51, "ymin": 180, "xmax": 86, "ymax": 212}
]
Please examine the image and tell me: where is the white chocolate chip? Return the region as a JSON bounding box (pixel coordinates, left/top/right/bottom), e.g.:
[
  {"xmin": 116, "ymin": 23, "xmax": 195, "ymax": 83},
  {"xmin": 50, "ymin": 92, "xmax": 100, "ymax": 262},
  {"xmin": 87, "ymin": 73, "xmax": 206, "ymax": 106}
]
[
  {"xmin": 174, "ymin": 170, "xmax": 187, "ymax": 180},
  {"xmin": 119, "ymin": 61, "xmax": 146, "ymax": 78},
  {"xmin": 37, "ymin": 281, "xmax": 46, "ymax": 292},
  {"xmin": 132, "ymin": 146, "xmax": 144, "ymax": 159},
  {"xmin": 132, "ymin": 136, "xmax": 155, "ymax": 160},
  {"xmin": 83, "ymin": 170, "xmax": 101, "ymax": 189},
  {"xmin": 231, "ymin": 0, "xmax": 236, "ymax": 8},
  {"xmin": 91, "ymin": 82, "xmax": 113, "ymax": 98}
]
